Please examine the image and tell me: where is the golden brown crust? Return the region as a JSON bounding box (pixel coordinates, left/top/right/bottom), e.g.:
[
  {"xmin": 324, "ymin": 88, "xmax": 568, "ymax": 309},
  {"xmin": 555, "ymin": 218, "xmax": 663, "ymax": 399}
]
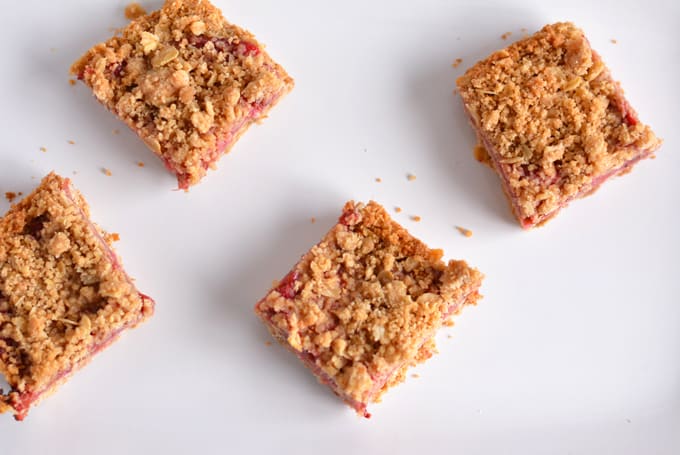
[
  {"xmin": 0, "ymin": 173, "xmax": 153, "ymax": 419},
  {"xmin": 255, "ymin": 201, "xmax": 483, "ymax": 411},
  {"xmin": 71, "ymin": 0, "xmax": 294, "ymax": 188},
  {"xmin": 457, "ymin": 22, "xmax": 661, "ymax": 227}
]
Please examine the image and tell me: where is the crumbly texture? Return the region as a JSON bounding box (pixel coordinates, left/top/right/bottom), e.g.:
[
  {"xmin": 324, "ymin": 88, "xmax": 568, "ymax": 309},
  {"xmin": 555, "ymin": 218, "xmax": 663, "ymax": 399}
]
[
  {"xmin": 255, "ymin": 201, "xmax": 483, "ymax": 415},
  {"xmin": 457, "ymin": 22, "xmax": 661, "ymax": 228},
  {"xmin": 0, "ymin": 173, "xmax": 154, "ymax": 420},
  {"xmin": 71, "ymin": 0, "xmax": 294, "ymax": 189}
]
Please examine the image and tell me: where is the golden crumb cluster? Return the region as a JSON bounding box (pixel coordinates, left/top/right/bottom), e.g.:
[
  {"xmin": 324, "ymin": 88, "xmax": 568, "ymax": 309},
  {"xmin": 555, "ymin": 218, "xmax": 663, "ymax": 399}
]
[
  {"xmin": 71, "ymin": 0, "xmax": 294, "ymax": 188},
  {"xmin": 0, "ymin": 173, "xmax": 153, "ymax": 419},
  {"xmin": 255, "ymin": 201, "xmax": 482, "ymax": 413},
  {"xmin": 457, "ymin": 22, "xmax": 661, "ymax": 227}
]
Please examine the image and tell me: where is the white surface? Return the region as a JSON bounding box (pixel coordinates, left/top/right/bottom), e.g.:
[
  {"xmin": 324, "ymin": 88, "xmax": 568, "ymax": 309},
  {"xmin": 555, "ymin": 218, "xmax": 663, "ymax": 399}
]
[{"xmin": 1, "ymin": 0, "xmax": 679, "ymax": 453}]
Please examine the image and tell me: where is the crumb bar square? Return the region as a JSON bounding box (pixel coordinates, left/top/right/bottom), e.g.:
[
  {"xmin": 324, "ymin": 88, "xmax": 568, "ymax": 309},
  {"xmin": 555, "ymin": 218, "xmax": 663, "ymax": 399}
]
[
  {"xmin": 71, "ymin": 0, "xmax": 294, "ymax": 189},
  {"xmin": 456, "ymin": 22, "xmax": 661, "ymax": 228},
  {"xmin": 0, "ymin": 173, "xmax": 154, "ymax": 420},
  {"xmin": 255, "ymin": 201, "xmax": 483, "ymax": 417}
]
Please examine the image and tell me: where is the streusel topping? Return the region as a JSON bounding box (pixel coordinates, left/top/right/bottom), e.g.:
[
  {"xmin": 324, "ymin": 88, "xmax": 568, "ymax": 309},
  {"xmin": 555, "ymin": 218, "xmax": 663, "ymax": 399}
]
[
  {"xmin": 0, "ymin": 173, "xmax": 152, "ymax": 414},
  {"xmin": 71, "ymin": 0, "xmax": 294, "ymax": 188},
  {"xmin": 256, "ymin": 201, "xmax": 482, "ymax": 404},
  {"xmin": 457, "ymin": 22, "xmax": 661, "ymax": 221}
]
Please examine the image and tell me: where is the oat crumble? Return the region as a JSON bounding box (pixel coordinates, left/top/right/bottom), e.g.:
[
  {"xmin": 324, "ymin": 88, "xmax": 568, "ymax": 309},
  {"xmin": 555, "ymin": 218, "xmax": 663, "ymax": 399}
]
[
  {"xmin": 255, "ymin": 201, "xmax": 483, "ymax": 417},
  {"xmin": 456, "ymin": 22, "xmax": 661, "ymax": 228},
  {"xmin": 71, "ymin": 0, "xmax": 294, "ymax": 189},
  {"xmin": 125, "ymin": 2, "xmax": 147, "ymax": 20},
  {"xmin": 0, "ymin": 173, "xmax": 154, "ymax": 420}
]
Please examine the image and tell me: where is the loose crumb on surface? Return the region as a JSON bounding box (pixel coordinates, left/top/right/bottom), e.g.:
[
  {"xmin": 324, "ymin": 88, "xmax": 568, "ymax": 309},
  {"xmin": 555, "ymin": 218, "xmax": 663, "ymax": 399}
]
[
  {"xmin": 124, "ymin": 3, "xmax": 147, "ymax": 20},
  {"xmin": 443, "ymin": 319, "xmax": 455, "ymax": 327},
  {"xmin": 456, "ymin": 226, "xmax": 473, "ymax": 238},
  {"xmin": 113, "ymin": 129, "xmax": 120, "ymax": 135},
  {"xmin": 68, "ymin": 79, "xmax": 76, "ymax": 86},
  {"xmin": 411, "ymin": 373, "xmax": 420, "ymax": 379},
  {"xmin": 407, "ymin": 174, "xmax": 416, "ymax": 181},
  {"xmin": 137, "ymin": 161, "xmax": 145, "ymax": 167},
  {"xmin": 611, "ymin": 38, "xmax": 618, "ymax": 44},
  {"xmin": 501, "ymin": 31, "xmax": 512, "ymax": 40},
  {"xmin": 103, "ymin": 168, "xmax": 112, "ymax": 176},
  {"xmin": 67, "ymin": 140, "xmax": 75, "ymax": 145},
  {"xmin": 109, "ymin": 233, "xmax": 121, "ymax": 242},
  {"xmin": 375, "ymin": 177, "xmax": 382, "ymax": 183},
  {"xmin": 411, "ymin": 215, "xmax": 421, "ymax": 222},
  {"xmin": 452, "ymin": 58, "xmax": 463, "ymax": 68},
  {"xmin": 447, "ymin": 334, "xmax": 453, "ymax": 339},
  {"xmin": 310, "ymin": 217, "xmax": 316, "ymax": 224},
  {"xmin": 39, "ymin": 147, "xmax": 47, "ymax": 153},
  {"xmin": 395, "ymin": 207, "xmax": 402, "ymax": 213},
  {"xmin": 4, "ymin": 192, "xmax": 18, "ymax": 203},
  {"xmin": 265, "ymin": 341, "xmax": 273, "ymax": 347}
]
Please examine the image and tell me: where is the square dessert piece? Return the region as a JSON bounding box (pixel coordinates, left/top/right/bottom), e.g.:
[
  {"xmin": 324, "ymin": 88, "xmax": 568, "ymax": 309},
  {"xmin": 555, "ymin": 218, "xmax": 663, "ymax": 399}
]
[
  {"xmin": 456, "ymin": 22, "xmax": 661, "ymax": 228},
  {"xmin": 71, "ymin": 0, "xmax": 294, "ymax": 189},
  {"xmin": 255, "ymin": 201, "xmax": 483, "ymax": 417},
  {"xmin": 0, "ymin": 173, "xmax": 154, "ymax": 420}
]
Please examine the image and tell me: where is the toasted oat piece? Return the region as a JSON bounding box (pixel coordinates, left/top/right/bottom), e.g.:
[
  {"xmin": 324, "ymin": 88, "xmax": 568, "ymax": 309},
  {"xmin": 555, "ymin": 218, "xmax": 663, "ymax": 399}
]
[
  {"xmin": 255, "ymin": 201, "xmax": 483, "ymax": 417},
  {"xmin": 457, "ymin": 22, "xmax": 661, "ymax": 228},
  {"xmin": 71, "ymin": 0, "xmax": 294, "ymax": 189},
  {"xmin": 0, "ymin": 173, "xmax": 154, "ymax": 420}
]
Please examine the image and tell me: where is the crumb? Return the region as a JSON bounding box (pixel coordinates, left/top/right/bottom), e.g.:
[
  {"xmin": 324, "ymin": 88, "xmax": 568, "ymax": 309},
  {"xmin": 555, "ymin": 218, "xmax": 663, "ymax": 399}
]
[
  {"xmin": 452, "ymin": 58, "xmax": 463, "ymax": 68},
  {"xmin": 395, "ymin": 207, "xmax": 402, "ymax": 213},
  {"xmin": 108, "ymin": 233, "xmax": 121, "ymax": 242},
  {"xmin": 501, "ymin": 32, "xmax": 512, "ymax": 40},
  {"xmin": 447, "ymin": 334, "xmax": 453, "ymax": 339},
  {"xmin": 456, "ymin": 226, "xmax": 473, "ymax": 238},
  {"xmin": 411, "ymin": 215, "xmax": 421, "ymax": 222},
  {"xmin": 68, "ymin": 79, "xmax": 77, "ymax": 86},
  {"xmin": 310, "ymin": 217, "xmax": 316, "ymax": 224},
  {"xmin": 375, "ymin": 177, "xmax": 382, "ymax": 183},
  {"xmin": 650, "ymin": 155, "xmax": 657, "ymax": 159},
  {"xmin": 443, "ymin": 319, "xmax": 455, "ymax": 327},
  {"xmin": 407, "ymin": 174, "xmax": 416, "ymax": 181},
  {"xmin": 72, "ymin": 171, "xmax": 78, "ymax": 175},
  {"xmin": 611, "ymin": 39, "xmax": 617, "ymax": 44},
  {"xmin": 265, "ymin": 341, "xmax": 273, "ymax": 347},
  {"xmin": 411, "ymin": 373, "xmax": 420, "ymax": 379},
  {"xmin": 39, "ymin": 147, "xmax": 47, "ymax": 153},
  {"xmin": 103, "ymin": 168, "xmax": 112, "ymax": 176},
  {"xmin": 18, "ymin": 192, "xmax": 23, "ymax": 196},
  {"xmin": 4, "ymin": 192, "xmax": 18, "ymax": 203},
  {"xmin": 124, "ymin": 2, "xmax": 147, "ymax": 20},
  {"xmin": 137, "ymin": 161, "xmax": 145, "ymax": 167},
  {"xmin": 67, "ymin": 140, "xmax": 75, "ymax": 145},
  {"xmin": 453, "ymin": 88, "xmax": 458, "ymax": 95},
  {"xmin": 520, "ymin": 28, "xmax": 527, "ymax": 32},
  {"xmin": 473, "ymin": 144, "xmax": 491, "ymax": 166},
  {"xmin": 113, "ymin": 129, "xmax": 120, "ymax": 135}
]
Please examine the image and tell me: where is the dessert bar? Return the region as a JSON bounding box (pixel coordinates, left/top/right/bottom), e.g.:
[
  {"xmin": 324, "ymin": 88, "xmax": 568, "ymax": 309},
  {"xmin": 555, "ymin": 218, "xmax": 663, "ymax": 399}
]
[
  {"xmin": 0, "ymin": 173, "xmax": 154, "ymax": 420},
  {"xmin": 71, "ymin": 0, "xmax": 294, "ymax": 188},
  {"xmin": 456, "ymin": 22, "xmax": 661, "ymax": 228},
  {"xmin": 255, "ymin": 201, "xmax": 483, "ymax": 417}
]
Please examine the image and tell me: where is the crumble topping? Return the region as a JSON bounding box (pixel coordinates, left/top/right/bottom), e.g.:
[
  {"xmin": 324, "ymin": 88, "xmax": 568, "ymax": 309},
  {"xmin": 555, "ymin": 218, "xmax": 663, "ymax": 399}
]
[
  {"xmin": 255, "ymin": 201, "xmax": 483, "ymax": 408},
  {"xmin": 0, "ymin": 173, "xmax": 153, "ymax": 419},
  {"xmin": 457, "ymin": 22, "xmax": 661, "ymax": 224},
  {"xmin": 456, "ymin": 226, "xmax": 473, "ymax": 238},
  {"xmin": 124, "ymin": 2, "xmax": 147, "ymax": 21},
  {"xmin": 71, "ymin": 0, "xmax": 294, "ymax": 188}
]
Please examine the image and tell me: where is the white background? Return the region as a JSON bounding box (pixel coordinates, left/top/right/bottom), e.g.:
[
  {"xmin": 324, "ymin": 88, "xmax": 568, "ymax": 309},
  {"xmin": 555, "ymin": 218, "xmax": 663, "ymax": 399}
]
[{"xmin": 1, "ymin": 0, "xmax": 678, "ymax": 453}]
